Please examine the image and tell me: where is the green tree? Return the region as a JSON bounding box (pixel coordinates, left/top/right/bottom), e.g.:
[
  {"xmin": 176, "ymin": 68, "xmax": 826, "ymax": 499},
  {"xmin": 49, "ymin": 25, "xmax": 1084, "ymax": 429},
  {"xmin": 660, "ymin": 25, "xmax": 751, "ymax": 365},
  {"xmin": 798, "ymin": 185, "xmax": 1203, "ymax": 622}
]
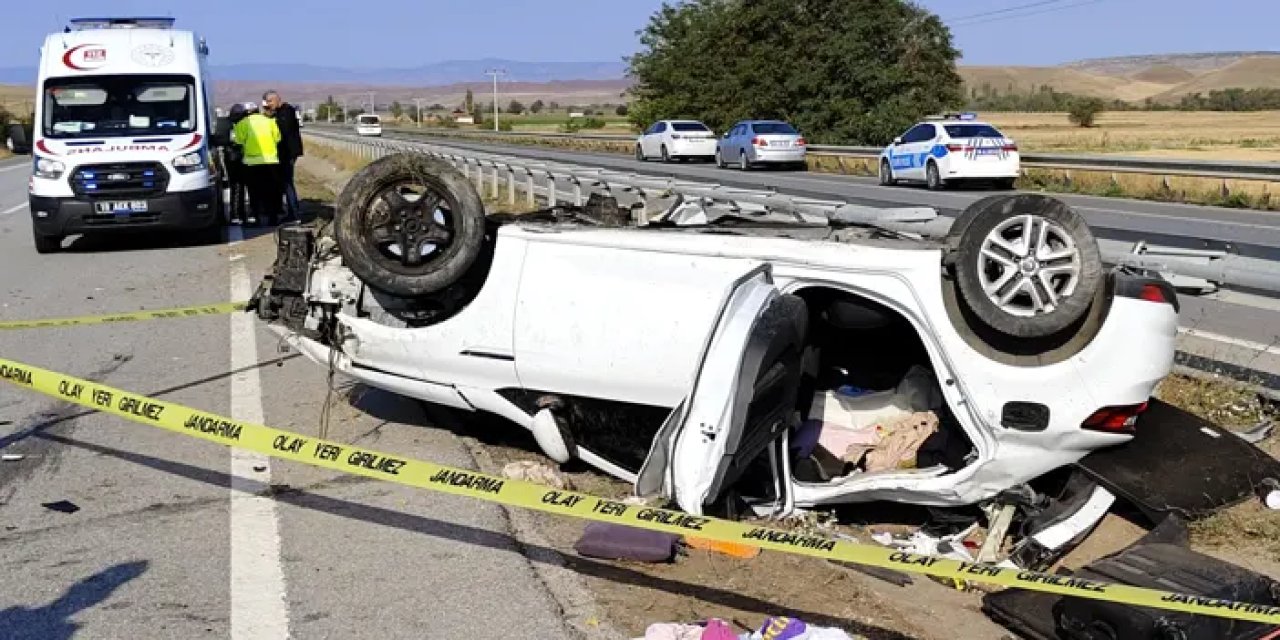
[
  {"xmin": 530, "ymin": 99, "xmax": 545, "ymax": 114},
  {"xmin": 548, "ymin": 101, "xmax": 560, "ymax": 111},
  {"xmin": 626, "ymin": 0, "xmax": 962, "ymax": 145},
  {"xmin": 464, "ymin": 89, "xmax": 475, "ymax": 113},
  {"xmin": 1068, "ymin": 97, "xmax": 1105, "ymax": 127},
  {"xmin": 615, "ymin": 104, "xmax": 629, "ymax": 117},
  {"xmin": 389, "ymin": 100, "xmax": 404, "ymax": 119},
  {"xmin": 507, "ymin": 100, "xmax": 525, "ymax": 114}
]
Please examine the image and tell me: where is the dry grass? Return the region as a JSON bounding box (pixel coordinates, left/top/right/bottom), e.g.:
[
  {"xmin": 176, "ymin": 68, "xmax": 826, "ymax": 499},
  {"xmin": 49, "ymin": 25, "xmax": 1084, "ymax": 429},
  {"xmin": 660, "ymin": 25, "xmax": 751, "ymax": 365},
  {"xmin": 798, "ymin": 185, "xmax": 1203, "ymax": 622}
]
[
  {"xmin": 1155, "ymin": 373, "xmax": 1275, "ymax": 430},
  {"xmin": 0, "ymin": 84, "xmax": 32, "ymax": 113},
  {"xmin": 983, "ymin": 111, "xmax": 1280, "ymax": 160},
  {"xmin": 0, "ymin": 149, "xmax": 11, "ymax": 160}
]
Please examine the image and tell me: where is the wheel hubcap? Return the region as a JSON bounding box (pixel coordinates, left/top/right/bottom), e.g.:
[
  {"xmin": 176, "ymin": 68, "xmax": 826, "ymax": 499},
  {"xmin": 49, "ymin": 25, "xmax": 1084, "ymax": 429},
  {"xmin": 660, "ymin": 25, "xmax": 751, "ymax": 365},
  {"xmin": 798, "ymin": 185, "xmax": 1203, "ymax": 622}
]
[
  {"xmin": 365, "ymin": 182, "xmax": 455, "ymax": 269},
  {"xmin": 977, "ymin": 214, "xmax": 1081, "ymax": 317}
]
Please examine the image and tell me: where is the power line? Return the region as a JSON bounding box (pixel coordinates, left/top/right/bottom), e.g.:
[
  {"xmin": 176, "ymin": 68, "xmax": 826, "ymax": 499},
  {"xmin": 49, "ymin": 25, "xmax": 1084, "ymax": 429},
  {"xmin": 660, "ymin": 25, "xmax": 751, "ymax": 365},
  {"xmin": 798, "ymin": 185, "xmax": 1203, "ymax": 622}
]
[
  {"xmin": 944, "ymin": 0, "xmax": 1069, "ymax": 23},
  {"xmin": 950, "ymin": 0, "xmax": 1104, "ymax": 27}
]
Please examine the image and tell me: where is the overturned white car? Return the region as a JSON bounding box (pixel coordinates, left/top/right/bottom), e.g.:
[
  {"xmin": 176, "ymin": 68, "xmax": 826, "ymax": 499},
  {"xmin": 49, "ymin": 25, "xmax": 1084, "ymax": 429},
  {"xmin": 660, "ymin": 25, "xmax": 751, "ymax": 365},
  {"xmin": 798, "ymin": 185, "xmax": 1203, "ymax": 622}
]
[{"xmin": 249, "ymin": 153, "xmax": 1181, "ymax": 519}]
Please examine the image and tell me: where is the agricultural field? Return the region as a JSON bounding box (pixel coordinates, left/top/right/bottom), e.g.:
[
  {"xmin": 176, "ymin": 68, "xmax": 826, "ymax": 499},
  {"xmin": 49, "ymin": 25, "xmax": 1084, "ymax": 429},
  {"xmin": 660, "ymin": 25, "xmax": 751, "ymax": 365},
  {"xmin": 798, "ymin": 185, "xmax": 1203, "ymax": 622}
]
[{"xmin": 983, "ymin": 110, "xmax": 1280, "ymax": 162}]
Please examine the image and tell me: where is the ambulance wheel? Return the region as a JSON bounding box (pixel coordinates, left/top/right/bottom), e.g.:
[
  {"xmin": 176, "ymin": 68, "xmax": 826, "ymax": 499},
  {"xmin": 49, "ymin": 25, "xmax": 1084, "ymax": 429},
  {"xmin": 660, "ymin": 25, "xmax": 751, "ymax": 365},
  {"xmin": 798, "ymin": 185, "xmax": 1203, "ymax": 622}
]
[
  {"xmin": 947, "ymin": 194, "xmax": 1103, "ymax": 339},
  {"xmin": 334, "ymin": 153, "xmax": 486, "ymax": 298}
]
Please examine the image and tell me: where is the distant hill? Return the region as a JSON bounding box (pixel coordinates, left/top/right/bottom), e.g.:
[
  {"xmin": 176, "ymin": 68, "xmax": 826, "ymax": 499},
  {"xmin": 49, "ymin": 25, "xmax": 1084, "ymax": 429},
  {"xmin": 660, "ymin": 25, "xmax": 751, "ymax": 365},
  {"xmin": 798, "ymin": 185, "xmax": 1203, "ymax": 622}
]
[
  {"xmin": 1064, "ymin": 52, "xmax": 1280, "ymax": 77},
  {"xmin": 213, "ymin": 78, "xmax": 630, "ymax": 110},
  {"xmin": 1129, "ymin": 64, "xmax": 1196, "ymax": 85},
  {"xmin": 1152, "ymin": 56, "xmax": 1280, "ymax": 101},
  {"xmin": 0, "ymin": 58, "xmax": 628, "ymax": 87},
  {"xmin": 959, "ymin": 66, "xmax": 1170, "ymax": 102}
]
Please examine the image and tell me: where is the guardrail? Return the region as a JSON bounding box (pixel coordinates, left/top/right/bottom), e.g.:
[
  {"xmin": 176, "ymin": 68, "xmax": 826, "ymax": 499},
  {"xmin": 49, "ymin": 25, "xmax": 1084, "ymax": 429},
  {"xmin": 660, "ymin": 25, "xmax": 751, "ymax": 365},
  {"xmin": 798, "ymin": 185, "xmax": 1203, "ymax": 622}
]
[
  {"xmin": 313, "ymin": 124, "xmax": 1280, "ymax": 182},
  {"xmin": 304, "ymin": 130, "xmax": 1280, "ymax": 297}
]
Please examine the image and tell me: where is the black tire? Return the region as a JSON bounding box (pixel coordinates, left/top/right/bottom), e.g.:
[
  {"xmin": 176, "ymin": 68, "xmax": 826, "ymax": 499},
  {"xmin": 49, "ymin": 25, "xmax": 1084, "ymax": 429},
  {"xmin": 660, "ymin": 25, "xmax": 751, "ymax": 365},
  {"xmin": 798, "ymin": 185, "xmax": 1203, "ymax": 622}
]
[
  {"xmin": 334, "ymin": 153, "xmax": 487, "ymax": 298},
  {"xmin": 5, "ymin": 124, "xmax": 31, "ymax": 155},
  {"xmin": 715, "ymin": 149, "xmax": 726, "ymax": 168},
  {"xmin": 33, "ymin": 227, "xmax": 62, "ymax": 254},
  {"xmin": 948, "ymin": 194, "xmax": 1103, "ymax": 339},
  {"xmin": 926, "ymin": 162, "xmax": 946, "ymax": 190},
  {"xmin": 878, "ymin": 160, "xmax": 896, "ymax": 186},
  {"xmin": 660, "ymin": 145, "xmax": 670, "ymax": 163},
  {"xmin": 634, "ymin": 145, "xmax": 645, "ymax": 161},
  {"xmin": 739, "ymin": 151, "xmax": 750, "ymax": 171}
]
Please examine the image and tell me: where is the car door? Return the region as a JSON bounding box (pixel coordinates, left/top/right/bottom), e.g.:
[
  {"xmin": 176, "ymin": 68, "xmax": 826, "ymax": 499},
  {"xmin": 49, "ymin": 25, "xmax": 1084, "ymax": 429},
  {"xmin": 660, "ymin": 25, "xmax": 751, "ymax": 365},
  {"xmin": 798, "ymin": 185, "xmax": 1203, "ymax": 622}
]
[
  {"xmin": 721, "ymin": 123, "xmax": 744, "ymax": 160},
  {"xmin": 891, "ymin": 124, "xmax": 934, "ymax": 181},
  {"xmin": 635, "ymin": 266, "xmax": 809, "ymax": 516},
  {"xmin": 643, "ymin": 122, "xmax": 667, "ymax": 157}
]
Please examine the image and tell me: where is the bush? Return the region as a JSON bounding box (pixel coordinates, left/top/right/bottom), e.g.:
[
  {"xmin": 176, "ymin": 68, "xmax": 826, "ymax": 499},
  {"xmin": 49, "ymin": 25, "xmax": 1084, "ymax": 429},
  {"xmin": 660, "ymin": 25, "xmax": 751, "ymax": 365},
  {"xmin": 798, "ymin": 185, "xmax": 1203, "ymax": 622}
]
[
  {"xmin": 559, "ymin": 116, "xmax": 607, "ymax": 133},
  {"xmin": 497, "ymin": 120, "xmax": 513, "ymax": 132},
  {"xmin": 615, "ymin": 104, "xmax": 629, "ymax": 117},
  {"xmin": 1068, "ymin": 98, "xmax": 1105, "ymax": 127}
]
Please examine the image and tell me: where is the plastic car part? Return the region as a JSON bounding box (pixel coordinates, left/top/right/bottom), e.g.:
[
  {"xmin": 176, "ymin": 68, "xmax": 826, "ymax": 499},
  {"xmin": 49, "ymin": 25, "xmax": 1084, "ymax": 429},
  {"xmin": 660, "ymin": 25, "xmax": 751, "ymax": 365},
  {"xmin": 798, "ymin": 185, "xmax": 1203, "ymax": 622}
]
[
  {"xmin": 948, "ymin": 194, "xmax": 1104, "ymax": 339},
  {"xmin": 334, "ymin": 154, "xmax": 487, "ymax": 298}
]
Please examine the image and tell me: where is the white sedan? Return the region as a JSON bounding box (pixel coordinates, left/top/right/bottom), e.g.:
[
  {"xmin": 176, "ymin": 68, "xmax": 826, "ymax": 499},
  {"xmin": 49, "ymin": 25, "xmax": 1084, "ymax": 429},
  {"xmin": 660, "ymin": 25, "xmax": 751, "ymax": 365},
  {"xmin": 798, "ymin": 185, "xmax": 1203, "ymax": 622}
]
[
  {"xmin": 636, "ymin": 120, "xmax": 718, "ymax": 163},
  {"xmin": 880, "ymin": 114, "xmax": 1020, "ymax": 190},
  {"xmin": 250, "ymin": 153, "xmax": 1179, "ymax": 519}
]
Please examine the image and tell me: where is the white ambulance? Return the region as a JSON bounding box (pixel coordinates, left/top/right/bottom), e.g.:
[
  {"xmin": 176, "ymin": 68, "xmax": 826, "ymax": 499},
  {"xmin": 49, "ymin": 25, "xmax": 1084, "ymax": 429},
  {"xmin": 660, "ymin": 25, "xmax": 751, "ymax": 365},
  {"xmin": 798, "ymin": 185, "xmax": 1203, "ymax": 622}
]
[{"xmin": 27, "ymin": 17, "xmax": 222, "ymax": 253}]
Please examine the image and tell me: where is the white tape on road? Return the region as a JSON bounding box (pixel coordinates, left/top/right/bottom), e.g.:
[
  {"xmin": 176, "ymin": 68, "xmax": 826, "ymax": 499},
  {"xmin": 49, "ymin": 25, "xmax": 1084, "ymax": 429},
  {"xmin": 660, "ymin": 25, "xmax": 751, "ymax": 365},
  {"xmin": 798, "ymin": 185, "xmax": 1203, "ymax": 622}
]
[
  {"xmin": 227, "ymin": 225, "xmax": 291, "ymax": 639},
  {"xmin": 0, "ymin": 163, "xmax": 27, "ymax": 174}
]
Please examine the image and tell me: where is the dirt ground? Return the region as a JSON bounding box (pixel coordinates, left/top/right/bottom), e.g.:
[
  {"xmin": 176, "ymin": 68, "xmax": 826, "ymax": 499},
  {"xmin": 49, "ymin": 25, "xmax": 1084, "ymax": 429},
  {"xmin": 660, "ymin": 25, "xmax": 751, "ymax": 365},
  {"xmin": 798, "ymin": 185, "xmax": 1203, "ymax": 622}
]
[{"xmin": 290, "ymin": 147, "xmax": 1280, "ymax": 640}]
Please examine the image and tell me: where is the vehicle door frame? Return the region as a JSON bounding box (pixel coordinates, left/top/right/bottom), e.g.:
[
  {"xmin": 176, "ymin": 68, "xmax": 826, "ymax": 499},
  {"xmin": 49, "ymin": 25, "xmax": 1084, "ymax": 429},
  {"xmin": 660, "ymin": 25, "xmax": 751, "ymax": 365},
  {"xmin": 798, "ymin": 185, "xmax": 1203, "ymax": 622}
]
[
  {"xmin": 894, "ymin": 123, "xmax": 935, "ymax": 181},
  {"xmin": 643, "ymin": 121, "xmax": 668, "ymax": 157}
]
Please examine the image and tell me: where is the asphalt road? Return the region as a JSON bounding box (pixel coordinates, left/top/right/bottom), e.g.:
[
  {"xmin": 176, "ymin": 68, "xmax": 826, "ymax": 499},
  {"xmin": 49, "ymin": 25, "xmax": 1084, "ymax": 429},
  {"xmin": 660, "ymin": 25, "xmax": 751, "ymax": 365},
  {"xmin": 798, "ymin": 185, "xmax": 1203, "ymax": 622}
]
[
  {"xmin": 352, "ymin": 130, "xmax": 1280, "ymax": 385},
  {"xmin": 0, "ymin": 156, "xmax": 578, "ymax": 639}
]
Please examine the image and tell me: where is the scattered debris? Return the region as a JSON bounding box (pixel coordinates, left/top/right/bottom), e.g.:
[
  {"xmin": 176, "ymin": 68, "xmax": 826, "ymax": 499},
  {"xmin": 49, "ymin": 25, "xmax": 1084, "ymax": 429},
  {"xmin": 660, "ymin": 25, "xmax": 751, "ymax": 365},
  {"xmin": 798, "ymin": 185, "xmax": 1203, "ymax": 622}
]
[
  {"xmin": 828, "ymin": 560, "xmax": 913, "ymax": 587},
  {"xmin": 1259, "ymin": 478, "xmax": 1280, "ymax": 511},
  {"xmin": 749, "ymin": 616, "xmax": 863, "ymax": 639},
  {"xmin": 253, "ymin": 464, "xmax": 267, "ymax": 472},
  {"xmin": 1, "ymin": 453, "xmax": 25, "ymax": 462},
  {"xmin": 683, "ymin": 536, "xmax": 761, "ymax": 559},
  {"xmin": 1235, "ymin": 420, "xmax": 1274, "ymax": 445},
  {"xmin": 502, "ymin": 460, "xmax": 571, "ymax": 490},
  {"xmin": 575, "ymin": 522, "xmax": 679, "ymax": 563},
  {"xmin": 634, "ymin": 621, "xmax": 703, "ymax": 640},
  {"xmin": 41, "ymin": 500, "xmax": 80, "ymax": 514}
]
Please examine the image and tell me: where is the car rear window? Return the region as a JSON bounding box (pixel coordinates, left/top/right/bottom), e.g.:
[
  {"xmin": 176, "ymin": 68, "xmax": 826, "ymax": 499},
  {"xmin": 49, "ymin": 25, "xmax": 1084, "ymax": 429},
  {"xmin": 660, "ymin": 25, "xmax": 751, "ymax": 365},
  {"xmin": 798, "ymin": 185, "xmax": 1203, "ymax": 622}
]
[
  {"xmin": 944, "ymin": 124, "xmax": 1003, "ymax": 138},
  {"xmin": 671, "ymin": 122, "xmax": 711, "ymax": 132},
  {"xmin": 358, "ymin": 115, "xmax": 380, "ymax": 124},
  {"xmin": 751, "ymin": 122, "xmax": 798, "ymax": 135}
]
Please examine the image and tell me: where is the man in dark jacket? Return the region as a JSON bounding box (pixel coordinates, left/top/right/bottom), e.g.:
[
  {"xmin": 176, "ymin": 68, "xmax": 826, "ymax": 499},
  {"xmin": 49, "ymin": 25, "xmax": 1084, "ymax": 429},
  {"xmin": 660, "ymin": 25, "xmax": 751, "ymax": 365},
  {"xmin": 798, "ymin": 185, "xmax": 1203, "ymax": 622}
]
[
  {"xmin": 263, "ymin": 90, "xmax": 304, "ymax": 220},
  {"xmin": 223, "ymin": 102, "xmax": 253, "ymax": 225}
]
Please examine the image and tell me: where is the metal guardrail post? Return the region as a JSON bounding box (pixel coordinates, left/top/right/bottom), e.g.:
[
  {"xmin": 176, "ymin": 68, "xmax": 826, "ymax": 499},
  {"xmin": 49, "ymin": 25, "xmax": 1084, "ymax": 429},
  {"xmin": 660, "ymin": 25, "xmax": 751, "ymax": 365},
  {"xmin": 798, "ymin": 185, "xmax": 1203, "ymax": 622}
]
[
  {"xmin": 546, "ymin": 172, "xmax": 557, "ymax": 206},
  {"xmin": 507, "ymin": 166, "xmax": 517, "ymax": 207},
  {"xmin": 525, "ymin": 170, "xmax": 536, "ymax": 208}
]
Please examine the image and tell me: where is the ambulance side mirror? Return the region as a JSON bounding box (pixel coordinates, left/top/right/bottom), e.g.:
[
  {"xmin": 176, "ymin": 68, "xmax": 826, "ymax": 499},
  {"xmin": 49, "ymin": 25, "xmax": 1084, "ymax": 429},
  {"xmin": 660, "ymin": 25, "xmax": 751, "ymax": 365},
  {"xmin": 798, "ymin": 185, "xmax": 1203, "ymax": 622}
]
[{"xmin": 211, "ymin": 116, "xmax": 232, "ymax": 148}]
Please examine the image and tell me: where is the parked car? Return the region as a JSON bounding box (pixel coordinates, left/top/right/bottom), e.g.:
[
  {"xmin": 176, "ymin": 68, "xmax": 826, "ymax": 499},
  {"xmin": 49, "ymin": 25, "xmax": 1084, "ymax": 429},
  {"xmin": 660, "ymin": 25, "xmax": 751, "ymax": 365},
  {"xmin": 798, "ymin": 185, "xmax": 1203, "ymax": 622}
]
[
  {"xmin": 716, "ymin": 120, "xmax": 807, "ymax": 170},
  {"xmin": 635, "ymin": 120, "xmax": 718, "ymax": 163},
  {"xmin": 355, "ymin": 114, "xmax": 382, "ymax": 137},
  {"xmin": 879, "ymin": 113, "xmax": 1020, "ymax": 190}
]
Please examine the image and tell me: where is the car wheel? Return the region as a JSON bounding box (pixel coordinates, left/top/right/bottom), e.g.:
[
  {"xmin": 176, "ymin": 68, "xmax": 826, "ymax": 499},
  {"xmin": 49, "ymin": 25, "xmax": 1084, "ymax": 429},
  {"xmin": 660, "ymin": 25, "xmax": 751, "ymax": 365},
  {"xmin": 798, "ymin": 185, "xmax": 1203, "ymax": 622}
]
[
  {"xmin": 33, "ymin": 228, "xmax": 62, "ymax": 254},
  {"xmin": 715, "ymin": 149, "xmax": 726, "ymax": 168},
  {"xmin": 948, "ymin": 194, "xmax": 1103, "ymax": 339},
  {"xmin": 739, "ymin": 151, "xmax": 750, "ymax": 171},
  {"xmin": 660, "ymin": 145, "xmax": 670, "ymax": 163},
  {"xmin": 635, "ymin": 145, "xmax": 646, "ymax": 161},
  {"xmin": 926, "ymin": 162, "xmax": 946, "ymax": 190},
  {"xmin": 878, "ymin": 160, "xmax": 896, "ymax": 186},
  {"xmin": 334, "ymin": 153, "xmax": 487, "ymax": 298}
]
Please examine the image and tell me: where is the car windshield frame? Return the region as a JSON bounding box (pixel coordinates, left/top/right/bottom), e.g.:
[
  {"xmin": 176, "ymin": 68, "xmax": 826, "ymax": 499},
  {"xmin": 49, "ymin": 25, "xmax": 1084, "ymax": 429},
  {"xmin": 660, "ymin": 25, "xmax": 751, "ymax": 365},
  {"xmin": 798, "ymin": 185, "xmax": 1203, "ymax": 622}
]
[
  {"xmin": 751, "ymin": 122, "xmax": 798, "ymax": 135},
  {"xmin": 358, "ymin": 115, "xmax": 380, "ymax": 125},
  {"xmin": 943, "ymin": 124, "xmax": 1004, "ymax": 138},
  {"xmin": 42, "ymin": 74, "xmax": 198, "ymax": 139},
  {"xmin": 671, "ymin": 122, "xmax": 711, "ymax": 132}
]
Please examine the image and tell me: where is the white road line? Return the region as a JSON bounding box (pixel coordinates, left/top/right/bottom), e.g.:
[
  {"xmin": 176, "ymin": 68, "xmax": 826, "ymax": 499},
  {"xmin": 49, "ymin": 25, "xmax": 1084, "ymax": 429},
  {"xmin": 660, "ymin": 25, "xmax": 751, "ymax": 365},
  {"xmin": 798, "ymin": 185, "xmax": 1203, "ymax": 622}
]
[
  {"xmin": 1, "ymin": 202, "xmax": 25, "ymax": 216},
  {"xmin": 0, "ymin": 163, "xmax": 27, "ymax": 174},
  {"xmin": 1178, "ymin": 326, "xmax": 1280, "ymax": 356},
  {"xmin": 228, "ymin": 225, "xmax": 291, "ymax": 639}
]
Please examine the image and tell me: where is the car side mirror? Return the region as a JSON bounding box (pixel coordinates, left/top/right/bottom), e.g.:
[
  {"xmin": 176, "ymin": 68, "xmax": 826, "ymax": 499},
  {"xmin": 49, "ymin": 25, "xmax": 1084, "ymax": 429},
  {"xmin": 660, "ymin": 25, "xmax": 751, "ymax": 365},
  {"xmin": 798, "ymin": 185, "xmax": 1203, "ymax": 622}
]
[
  {"xmin": 211, "ymin": 116, "xmax": 232, "ymax": 148},
  {"xmin": 892, "ymin": 137, "xmax": 902, "ymax": 145}
]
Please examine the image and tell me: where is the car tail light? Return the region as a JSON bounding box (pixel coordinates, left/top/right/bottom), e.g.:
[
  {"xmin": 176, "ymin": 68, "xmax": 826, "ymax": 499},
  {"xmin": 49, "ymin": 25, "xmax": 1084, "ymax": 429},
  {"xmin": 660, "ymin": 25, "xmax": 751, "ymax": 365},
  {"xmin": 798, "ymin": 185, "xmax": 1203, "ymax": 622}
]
[
  {"xmin": 1139, "ymin": 284, "xmax": 1171, "ymax": 304},
  {"xmin": 1003, "ymin": 143, "xmax": 1018, "ymax": 151},
  {"xmin": 752, "ymin": 136, "xmax": 767, "ymax": 147},
  {"xmin": 1082, "ymin": 401, "xmax": 1148, "ymax": 434},
  {"xmin": 795, "ymin": 137, "xmax": 807, "ymax": 146}
]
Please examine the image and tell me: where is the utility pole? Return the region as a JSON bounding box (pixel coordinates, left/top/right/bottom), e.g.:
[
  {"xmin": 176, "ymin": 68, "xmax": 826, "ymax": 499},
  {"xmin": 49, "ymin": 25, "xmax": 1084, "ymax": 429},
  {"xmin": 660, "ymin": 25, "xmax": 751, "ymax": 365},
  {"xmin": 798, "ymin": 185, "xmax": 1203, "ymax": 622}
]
[
  {"xmin": 367, "ymin": 91, "xmax": 376, "ymax": 116},
  {"xmin": 484, "ymin": 68, "xmax": 506, "ymax": 132},
  {"xmin": 413, "ymin": 98, "xmax": 425, "ymax": 128}
]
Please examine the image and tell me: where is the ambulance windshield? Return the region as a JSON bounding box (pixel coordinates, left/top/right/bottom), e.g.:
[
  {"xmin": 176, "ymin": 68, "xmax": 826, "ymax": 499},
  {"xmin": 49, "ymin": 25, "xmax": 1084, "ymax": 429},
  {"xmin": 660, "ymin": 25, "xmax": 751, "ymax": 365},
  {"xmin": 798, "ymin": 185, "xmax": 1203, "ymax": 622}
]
[{"xmin": 43, "ymin": 74, "xmax": 197, "ymax": 138}]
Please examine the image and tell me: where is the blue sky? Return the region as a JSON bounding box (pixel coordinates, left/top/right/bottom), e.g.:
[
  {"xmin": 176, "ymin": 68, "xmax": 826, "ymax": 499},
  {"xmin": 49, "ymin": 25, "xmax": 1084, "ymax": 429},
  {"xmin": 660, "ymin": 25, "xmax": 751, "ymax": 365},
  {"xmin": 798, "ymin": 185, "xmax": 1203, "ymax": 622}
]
[{"xmin": 1, "ymin": 0, "xmax": 1275, "ymax": 68}]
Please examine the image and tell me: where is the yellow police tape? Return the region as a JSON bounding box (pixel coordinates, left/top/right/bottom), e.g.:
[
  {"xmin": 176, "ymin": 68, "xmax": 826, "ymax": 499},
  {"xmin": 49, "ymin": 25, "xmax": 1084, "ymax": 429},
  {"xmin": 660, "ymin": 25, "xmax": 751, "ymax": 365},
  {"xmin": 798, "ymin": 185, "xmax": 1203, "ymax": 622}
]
[
  {"xmin": 0, "ymin": 302, "xmax": 248, "ymax": 331},
  {"xmin": 2, "ymin": 355, "xmax": 1278, "ymax": 626}
]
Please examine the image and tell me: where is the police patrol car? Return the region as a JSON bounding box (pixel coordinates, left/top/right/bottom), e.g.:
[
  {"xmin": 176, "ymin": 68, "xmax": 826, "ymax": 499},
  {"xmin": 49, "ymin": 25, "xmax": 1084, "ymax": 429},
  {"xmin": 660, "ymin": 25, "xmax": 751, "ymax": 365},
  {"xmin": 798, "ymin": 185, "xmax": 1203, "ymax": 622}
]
[{"xmin": 878, "ymin": 113, "xmax": 1020, "ymax": 191}]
